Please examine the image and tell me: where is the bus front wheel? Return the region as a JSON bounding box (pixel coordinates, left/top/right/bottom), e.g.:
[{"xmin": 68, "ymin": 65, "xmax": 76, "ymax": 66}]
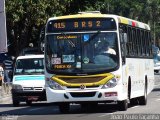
[
  {"xmin": 13, "ymin": 99, "xmax": 20, "ymax": 107},
  {"xmin": 59, "ymin": 103, "xmax": 70, "ymax": 113},
  {"xmin": 26, "ymin": 100, "xmax": 32, "ymax": 106},
  {"xmin": 118, "ymin": 100, "xmax": 128, "ymax": 111}
]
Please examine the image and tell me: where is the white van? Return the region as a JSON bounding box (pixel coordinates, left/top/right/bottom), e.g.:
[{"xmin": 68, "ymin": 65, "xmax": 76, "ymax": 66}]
[
  {"xmin": 11, "ymin": 55, "xmax": 46, "ymax": 106},
  {"xmin": 154, "ymin": 53, "xmax": 160, "ymax": 73}
]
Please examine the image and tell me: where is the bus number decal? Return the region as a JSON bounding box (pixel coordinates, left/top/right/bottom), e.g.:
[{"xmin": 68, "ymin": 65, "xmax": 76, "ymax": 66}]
[
  {"xmin": 81, "ymin": 21, "xmax": 86, "ymax": 28},
  {"xmin": 74, "ymin": 21, "xmax": 94, "ymax": 28},
  {"xmin": 96, "ymin": 21, "xmax": 101, "ymax": 27},
  {"xmin": 88, "ymin": 21, "xmax": 93, "ymax": 27},
  {"xmin": 54, "ymin": 22, "xmax": 65, "ymax": 29},
  {"xmin": 74, "ymin": 22, "xmax": 78, "ymax": 28}
]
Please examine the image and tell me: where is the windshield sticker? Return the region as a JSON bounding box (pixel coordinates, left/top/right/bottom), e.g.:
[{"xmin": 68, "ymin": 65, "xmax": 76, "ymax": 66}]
[
  {"xmin": 83, "ymin": 34, "xmax": 89, "ymax": 42},
  {"xmin": 62, "ymin": 55, "xmax": 75, "ymax": 63},
  {"xmin": 83, "ymin": 57, "xmax": 89, "ymax": 64},
  {"xmin": 54, "ymin": 64, "xmax": 72, "ymax": 69},
  {"xmin": 51, "ymin": 58, "xmax": 61, "ymax": 64},
  {"xmin": 53, "ymin": 54, "xmax": 57, "ymax": 57},
  {"xmin": 76, "ymin": 62, "xmax": 81, "ymax": 68}
]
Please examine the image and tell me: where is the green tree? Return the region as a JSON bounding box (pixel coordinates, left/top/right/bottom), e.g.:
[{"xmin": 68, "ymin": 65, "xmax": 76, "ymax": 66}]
[
  {"xmin": 6, "ymin": 0, "xmax": 73, "ymax": 56},
  {"xmin": 5, "ymin": 0, "xmax": 160, "ymax": 56}
]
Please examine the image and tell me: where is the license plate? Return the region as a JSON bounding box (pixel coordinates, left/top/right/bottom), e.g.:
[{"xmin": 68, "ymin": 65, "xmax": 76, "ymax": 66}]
[{"xmin": 28, "ymin": 96, "xmax": 38, "ymax": 101}]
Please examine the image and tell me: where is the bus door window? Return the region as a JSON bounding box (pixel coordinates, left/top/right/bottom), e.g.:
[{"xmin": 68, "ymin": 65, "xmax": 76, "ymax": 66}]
[{"xmin": 82, "ymin": 34, "xmax": 95, "ymax": 64}]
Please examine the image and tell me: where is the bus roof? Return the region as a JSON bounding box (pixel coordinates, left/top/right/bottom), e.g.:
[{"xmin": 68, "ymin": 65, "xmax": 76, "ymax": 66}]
[{"xmin": 48, "ymin": 12, "xmax": 150, "ymax": 30}]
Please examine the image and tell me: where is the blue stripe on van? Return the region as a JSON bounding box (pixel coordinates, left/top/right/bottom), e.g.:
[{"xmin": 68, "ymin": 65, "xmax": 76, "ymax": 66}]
[{"xmin": 15, "ymin": 76, "xmax": 45, "ymax": 81}]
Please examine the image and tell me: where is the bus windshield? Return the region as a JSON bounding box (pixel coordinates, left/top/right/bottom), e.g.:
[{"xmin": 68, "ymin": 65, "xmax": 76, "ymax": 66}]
[
  {"xmin": 15, "ymin": 58, "xmax": 44, "ymax": 75},
  {"xmin": 46, "ymin": 32, "xmax": 119, "ymax": 75}
]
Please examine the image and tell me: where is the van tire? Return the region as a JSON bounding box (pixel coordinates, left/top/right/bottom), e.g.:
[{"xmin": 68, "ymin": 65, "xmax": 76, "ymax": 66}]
[
  {"xmin": 13, "ymin": 99, "xmax": 20, "ymax": 107},
  {"xmin": 26, "ymin": 100, "xmax": 32, "ymax": 106}
]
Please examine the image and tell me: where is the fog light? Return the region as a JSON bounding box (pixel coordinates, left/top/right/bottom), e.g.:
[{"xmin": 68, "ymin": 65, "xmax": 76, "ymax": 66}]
[{"xmin": 105, "ymin": 92, "xmax": 117, "ymax": 97}]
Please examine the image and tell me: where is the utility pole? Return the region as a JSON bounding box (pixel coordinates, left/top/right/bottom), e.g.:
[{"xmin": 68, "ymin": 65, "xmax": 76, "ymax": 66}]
[
  {"xmin": 153, "ymin": 21, "xmax": 157, "ymax": 46},
  {"xmin": 0, "ymin": 0, "xmax": 7, "ymax": 53},
  {"xmin": 108, "ymin": 2, "xmax": 110, "ymax": 13}
]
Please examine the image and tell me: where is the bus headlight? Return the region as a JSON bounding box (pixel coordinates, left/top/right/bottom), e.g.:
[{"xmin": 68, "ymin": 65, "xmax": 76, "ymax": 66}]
[
  {"xmin": 47, "ymin": 79, "xmax": 64, "ymax": 90},
  {"xmin": 102, "ymin": 78, "xmax": 118, "ymax": 88}
]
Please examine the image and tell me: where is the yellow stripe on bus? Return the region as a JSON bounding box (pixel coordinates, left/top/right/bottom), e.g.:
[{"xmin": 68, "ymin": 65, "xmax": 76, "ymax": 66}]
[
  {"xmin": 53, "ymin": 13, "xmax": 106, "ymax": 20},
  {"xmin": 119, "ymin": 17, "xmax": 129, "ymax": 24},
  {"xmin": 51, "ymin": 73, "xmax": 114, "ymax": 86}
]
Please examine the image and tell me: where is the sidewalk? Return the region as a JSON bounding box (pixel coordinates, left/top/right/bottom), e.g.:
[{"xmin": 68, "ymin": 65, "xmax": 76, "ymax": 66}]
[
  {"xmin": 0, "ymin": 94, "xmax": 12, "ymax": 104},
  {"xmin": 0, "ymin": 83, "xmax": 12, "ymax": 103}
]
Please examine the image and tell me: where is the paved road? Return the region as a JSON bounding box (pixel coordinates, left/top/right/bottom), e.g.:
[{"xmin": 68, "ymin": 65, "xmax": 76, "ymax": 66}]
[{"xmin": 0, "ymin": 74, "xmax": 160, "ymax": 120}]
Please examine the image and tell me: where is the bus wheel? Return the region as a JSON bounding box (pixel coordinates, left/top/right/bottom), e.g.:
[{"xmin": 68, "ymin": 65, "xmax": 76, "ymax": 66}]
[
  {"xmin": 13, "ymin": 99, "xmax": 20, "ymax": 107},
  {"xmin": 138, "ymin": 85, "xmax": 147, "ymax": 105},
  {"xmin": 118, "ymin": 100, "xmax": 128, "ymax": 111},
  {"xmin": 26, "ymin": 100, "xmax": 32, "ymax": 106},
  {"xmin": 130, "ymin": 98, "xmax": 138, "ymax": 106},
  {"xmin": 155, "ymin": 70, "xmax": 159, "ymax": 73},
  {"xmin": 59, "ymin": 103, "xmax": 70, "ymax": 113}
]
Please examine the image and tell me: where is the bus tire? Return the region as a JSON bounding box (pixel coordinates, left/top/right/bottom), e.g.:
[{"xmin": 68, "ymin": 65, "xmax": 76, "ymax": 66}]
[
  {"xmin": 154, "ymin": 70, "xmax": 159, "ymax": 73},
  {"xmin": 13, "ymin": 99, "xmax": 20, "ymax": 107},
  {"xmin": 138, "ymin": 83, "xmax": 147, "ymax": 105},
  {"xmin": 130, "ymin": 98, "xmax": 138, "ymax": 106},
  {"xmin": 59, "ymin": 103, "xmax": 70, "ymax": 113},
  {"xmin": 26, "ymin": 100, "xmax": 32, "ymax": 106},
  {"xmin": 118, "ymin": 100, "xmax": 128, "ymax": 111},
  {"xmin": 128, "ymin": 79, "xmax": 131, "ymax": 104}
]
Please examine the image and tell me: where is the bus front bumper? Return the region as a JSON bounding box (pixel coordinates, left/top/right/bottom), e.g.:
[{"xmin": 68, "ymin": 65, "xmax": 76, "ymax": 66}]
[{"xmin": 46, "ymin": 87, "xmax": 124, "ymax": 103}]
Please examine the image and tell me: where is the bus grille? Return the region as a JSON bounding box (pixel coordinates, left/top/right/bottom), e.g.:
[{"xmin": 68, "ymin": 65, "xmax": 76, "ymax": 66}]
[
  {"xmin": 70, "ymin": 92, "xmax": 96, "ymax": 97},
  {"xmin": 58, "ymin": 76, "xmax": 105, "ymax": 84},
  {"xmin": 66, "ymin": 86, "xmax": 99, "ymax": 88}
]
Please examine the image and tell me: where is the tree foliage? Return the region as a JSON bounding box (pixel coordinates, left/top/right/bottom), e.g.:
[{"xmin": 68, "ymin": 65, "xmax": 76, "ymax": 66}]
[{"xmin": 5, "ymin": 0, "xmax": 160, "ymax": 56}]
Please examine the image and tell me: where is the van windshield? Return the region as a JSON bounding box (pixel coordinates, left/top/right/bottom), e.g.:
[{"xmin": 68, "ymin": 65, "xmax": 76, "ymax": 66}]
[{"xmin": 15, "ymin": 58, "xmax": 44, "ymax": 75}]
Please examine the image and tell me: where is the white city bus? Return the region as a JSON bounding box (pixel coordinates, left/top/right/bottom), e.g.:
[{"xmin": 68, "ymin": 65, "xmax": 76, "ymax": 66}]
[{"xmin": 44, "ymin": 12, "xmax": 154, "ymax": 113}]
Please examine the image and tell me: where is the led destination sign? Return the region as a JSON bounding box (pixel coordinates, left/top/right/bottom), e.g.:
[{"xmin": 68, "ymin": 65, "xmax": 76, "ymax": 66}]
[{"xmin": 47, "ymin": 18, "xmax": 116, "ymax": 32}]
